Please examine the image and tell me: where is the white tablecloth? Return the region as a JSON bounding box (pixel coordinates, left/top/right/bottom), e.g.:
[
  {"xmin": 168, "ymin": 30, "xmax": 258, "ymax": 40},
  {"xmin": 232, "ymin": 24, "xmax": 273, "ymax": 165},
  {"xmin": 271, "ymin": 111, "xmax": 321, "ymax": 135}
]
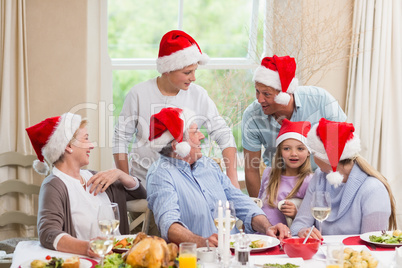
[
  {"xmin": 11, "ymin": 235, "xmax": 397, "ymax": 268},
  {"xmin": 248, "ymin": 235, "xmax": 396, "ymax": 268},
  {"xmin": 11, "ymin": 240, "xmax": 97, "ymax": 268}
]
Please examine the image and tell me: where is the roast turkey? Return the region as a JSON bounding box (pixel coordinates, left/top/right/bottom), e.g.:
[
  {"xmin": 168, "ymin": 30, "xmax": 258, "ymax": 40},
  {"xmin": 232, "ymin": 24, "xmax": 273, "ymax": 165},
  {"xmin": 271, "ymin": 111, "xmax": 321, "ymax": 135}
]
[{"xmin": 122, "ymin": 232, "xmax": 178, "ymax": 268}]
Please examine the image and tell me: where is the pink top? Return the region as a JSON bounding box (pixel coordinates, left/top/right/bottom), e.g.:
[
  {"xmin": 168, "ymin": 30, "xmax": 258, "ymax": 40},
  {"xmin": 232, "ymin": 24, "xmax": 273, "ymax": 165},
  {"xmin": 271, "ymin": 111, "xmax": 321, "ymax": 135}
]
[{"xmin": 258, "ymin": 167, "xmax": 313, "ymax": 226}]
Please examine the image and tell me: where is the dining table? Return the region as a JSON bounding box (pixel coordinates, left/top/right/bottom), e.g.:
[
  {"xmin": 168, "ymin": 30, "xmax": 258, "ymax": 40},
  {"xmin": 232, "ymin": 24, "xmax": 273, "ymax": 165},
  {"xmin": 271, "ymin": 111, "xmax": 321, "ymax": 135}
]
[{"xmin": 10, "ymin": 234, "xmax": 399, "ymax": 268}]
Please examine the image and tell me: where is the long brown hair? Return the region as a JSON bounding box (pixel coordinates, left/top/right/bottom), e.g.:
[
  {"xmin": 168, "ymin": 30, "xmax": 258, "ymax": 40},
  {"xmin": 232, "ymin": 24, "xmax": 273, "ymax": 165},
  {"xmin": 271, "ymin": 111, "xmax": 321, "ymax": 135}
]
[
  {"xmin": 340, "ymin": 155, "xmax": 397, "ymax": 230},
  {"xmin": 265, "ymin": 142, "xmax": 312, "ymax": 208}
]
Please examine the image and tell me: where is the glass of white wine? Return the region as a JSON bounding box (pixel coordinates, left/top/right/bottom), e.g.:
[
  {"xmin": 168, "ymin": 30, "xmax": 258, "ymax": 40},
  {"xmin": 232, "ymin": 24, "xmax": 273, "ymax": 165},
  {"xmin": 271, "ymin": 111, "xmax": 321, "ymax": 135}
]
[
  {"xmin": 89, "ymin": 221, "xmax": 113, "ymax": 268},
  {"xmin": 213, "ymin": 200, "xmax": 236, "ymax": 232},
  {"xmin": 310, "ymin": 191, "xmax": 331, "ymax": 235},
  {"xmin": 98, "ymin": 202, "xmax": 120, "ymax": 235}
]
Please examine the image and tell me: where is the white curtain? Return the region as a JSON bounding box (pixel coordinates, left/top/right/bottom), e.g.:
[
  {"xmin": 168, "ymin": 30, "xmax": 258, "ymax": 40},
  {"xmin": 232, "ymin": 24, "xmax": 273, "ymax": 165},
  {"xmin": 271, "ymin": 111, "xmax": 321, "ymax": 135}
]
[
  {"xmin": 0, "ymin": 0, "xmax": 36, "ymax": 239},
  {"xmin": 346, "ymin": 0, "xmax": 402, "ymax": 226}
]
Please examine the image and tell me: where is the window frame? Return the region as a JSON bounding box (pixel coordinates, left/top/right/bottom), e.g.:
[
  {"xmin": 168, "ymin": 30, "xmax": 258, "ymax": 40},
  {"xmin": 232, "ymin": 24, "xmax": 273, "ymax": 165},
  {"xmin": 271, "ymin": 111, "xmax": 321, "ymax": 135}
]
[{"xmin": 109, "ymin": 0, "xmax": 264, "ymax": 71}]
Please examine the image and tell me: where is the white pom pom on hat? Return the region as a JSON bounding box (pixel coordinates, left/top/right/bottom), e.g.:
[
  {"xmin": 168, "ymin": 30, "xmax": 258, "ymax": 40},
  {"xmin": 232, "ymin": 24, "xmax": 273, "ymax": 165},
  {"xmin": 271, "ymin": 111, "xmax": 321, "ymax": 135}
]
[
  {"xmin": 26, "ymin": 112, "xmax": 82, "ymax": 175},
  {"xmin": 306, "ymin": 118, "xmax": 361, "ymax": 188},
  {"xmin": 149, "ymin": 107, "xmax": 195, "ymax": 157},
  {"xmin": 33, "ymin": 159, "xmax": 49, "ymax": 175},
  {"xmin": 253, "ymin": 55, "xmax": 298, "ymax": 105}
]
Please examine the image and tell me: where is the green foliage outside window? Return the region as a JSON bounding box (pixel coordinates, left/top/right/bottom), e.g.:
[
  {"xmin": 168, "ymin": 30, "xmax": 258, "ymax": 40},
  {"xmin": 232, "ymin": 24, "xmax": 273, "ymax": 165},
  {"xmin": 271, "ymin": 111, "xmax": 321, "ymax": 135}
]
[{"xmin": 108, "ymin": 0, "xmax": 265, "ymax": 153}]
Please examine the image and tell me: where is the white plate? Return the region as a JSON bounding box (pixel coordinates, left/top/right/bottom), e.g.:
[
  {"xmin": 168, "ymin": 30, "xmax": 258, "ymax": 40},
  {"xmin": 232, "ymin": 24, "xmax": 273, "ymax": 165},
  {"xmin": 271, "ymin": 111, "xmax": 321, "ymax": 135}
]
[
  {"xmin": 20, "ymin": 258, "xmax": 92, "ymax": 268},
  {"xmin": 360, "ymin": 231, "xmax": 402, "ymax": 248},
  {"xmin": 230, "ymin": 234, "xmax": 280, "ymax": 253},
  {"xmin": 252, "ymin": 256, "xmax": 304, "ymax": 267},
  {"xmin": 114, "ymin": 234, "xmax": 137, "ymax": 241}
]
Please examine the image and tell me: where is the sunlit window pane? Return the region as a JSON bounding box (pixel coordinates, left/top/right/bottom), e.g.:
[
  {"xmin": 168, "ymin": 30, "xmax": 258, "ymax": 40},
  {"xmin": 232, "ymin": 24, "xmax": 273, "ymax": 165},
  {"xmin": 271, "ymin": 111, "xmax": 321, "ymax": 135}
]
[
  {"xmin": 182, "ymin": 0, "xmax": 253, "ymax": 58},
  {"xmin": 108, "ymin": 0, "xmax": 179, "ymax": 58}
]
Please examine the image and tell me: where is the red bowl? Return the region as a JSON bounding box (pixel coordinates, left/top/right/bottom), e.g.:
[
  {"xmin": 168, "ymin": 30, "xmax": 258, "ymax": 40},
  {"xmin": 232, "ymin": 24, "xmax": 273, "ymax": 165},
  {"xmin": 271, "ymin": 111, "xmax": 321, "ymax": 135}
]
[{"xmin": 282, "ymin": 238, "xmax": 320, "ymax": 260}]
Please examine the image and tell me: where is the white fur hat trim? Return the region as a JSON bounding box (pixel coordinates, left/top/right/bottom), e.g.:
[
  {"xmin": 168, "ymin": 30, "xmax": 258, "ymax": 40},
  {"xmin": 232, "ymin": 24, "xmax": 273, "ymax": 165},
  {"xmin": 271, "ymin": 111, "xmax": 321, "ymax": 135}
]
[
  {"xmin": 149, "ymin": 131, "xmax": 175, "ymax": 152},
  {"xmin": 253, "ymin": 65, "xmax": 299, "ymax": 94},
  {"xmin": 276, "ymin": 132, "xmax": 310, "ymax": 152},
  {"xmin": 156, "ymin": 45, "xmax": 209, "ymax": 74},
  {"xmin": 42, "ymin": 113, "xmax": 81, "ymax": 164}
]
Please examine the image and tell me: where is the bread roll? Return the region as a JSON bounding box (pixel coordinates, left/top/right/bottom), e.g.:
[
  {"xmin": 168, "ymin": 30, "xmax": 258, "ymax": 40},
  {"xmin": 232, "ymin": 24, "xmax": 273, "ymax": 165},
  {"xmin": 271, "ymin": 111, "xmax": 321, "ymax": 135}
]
[{"xmin": 62, "ymin": 256, "xmax": 80, "ymax": 268}]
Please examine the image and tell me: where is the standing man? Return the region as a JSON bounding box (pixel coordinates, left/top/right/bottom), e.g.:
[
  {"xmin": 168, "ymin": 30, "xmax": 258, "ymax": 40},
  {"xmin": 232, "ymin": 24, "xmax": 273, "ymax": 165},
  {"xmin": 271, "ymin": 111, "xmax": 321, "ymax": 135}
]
[{"xmin": 241, "ymin": 55, "xmax": 346, "ymax": 197}]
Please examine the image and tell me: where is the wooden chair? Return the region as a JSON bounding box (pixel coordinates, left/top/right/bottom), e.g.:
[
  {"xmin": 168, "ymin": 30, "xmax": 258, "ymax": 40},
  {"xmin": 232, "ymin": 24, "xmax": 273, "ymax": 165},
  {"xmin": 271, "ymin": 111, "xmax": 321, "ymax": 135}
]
[
  {"xmin": 0, "ymin": 152, "xmax": 40, "ymax": 228},
  {"xmin": 0, "ymin": 180, "xmax": 40, "ymax": 227},
  {"xmin": 0, "ymin": 152, "xmax": 39, "ymax": 266},
  {"xmin": 126, "ymin": 199, "xmax": 151, "ymax": 234}
]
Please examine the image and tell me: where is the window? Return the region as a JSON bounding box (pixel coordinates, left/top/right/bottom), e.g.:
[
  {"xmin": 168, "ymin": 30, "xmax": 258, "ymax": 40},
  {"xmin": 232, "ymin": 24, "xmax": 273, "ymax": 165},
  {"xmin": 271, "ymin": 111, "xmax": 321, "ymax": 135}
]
[{"xmin": 108, "ymin": 0, "xmax": 265, "ymax": 156}]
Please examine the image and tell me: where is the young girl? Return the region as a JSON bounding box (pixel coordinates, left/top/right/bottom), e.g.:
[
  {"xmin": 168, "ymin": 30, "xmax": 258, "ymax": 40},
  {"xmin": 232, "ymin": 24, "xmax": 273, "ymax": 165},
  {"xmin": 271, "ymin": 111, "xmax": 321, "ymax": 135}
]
[{"xmin": 258, "ymin": 119, "xmax": 313, "ymax": 227}]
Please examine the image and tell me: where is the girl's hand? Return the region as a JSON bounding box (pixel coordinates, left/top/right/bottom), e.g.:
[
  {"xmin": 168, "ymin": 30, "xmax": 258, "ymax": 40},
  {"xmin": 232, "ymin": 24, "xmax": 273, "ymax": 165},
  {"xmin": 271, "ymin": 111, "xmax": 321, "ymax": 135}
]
[
  {"xmin": 298, "ymin": 227, "xmax": 322, "ymax": 240},
  {"xmin": 280, "ymin": 200, "xmax": 297, "ymax": 218}
]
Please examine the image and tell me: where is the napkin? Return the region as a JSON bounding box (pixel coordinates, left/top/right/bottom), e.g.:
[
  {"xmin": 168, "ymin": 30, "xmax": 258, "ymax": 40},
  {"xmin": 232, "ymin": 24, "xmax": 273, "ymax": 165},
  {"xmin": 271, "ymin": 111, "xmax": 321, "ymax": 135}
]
[
  {"xmin": 0, "ymin": 250, "xmax": 13, "ymax": 260},
  {"xmin": 278, "ymin": 198, "xmax": 302, "ymax": 227},
  {"xmin": 395, "ymin": 246, "xmax": 402, "ymax": 266}
]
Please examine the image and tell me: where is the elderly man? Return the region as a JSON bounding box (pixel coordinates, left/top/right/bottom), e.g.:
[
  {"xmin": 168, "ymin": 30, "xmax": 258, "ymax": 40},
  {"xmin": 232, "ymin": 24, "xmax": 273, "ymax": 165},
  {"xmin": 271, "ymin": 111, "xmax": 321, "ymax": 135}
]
[
  {"xmin": 242, "ymin": 55, "xmax": 347, "ymax": 197},
  {"xmin": 146, "ymin": 107, "xmax": 290, "ymax": 247}
]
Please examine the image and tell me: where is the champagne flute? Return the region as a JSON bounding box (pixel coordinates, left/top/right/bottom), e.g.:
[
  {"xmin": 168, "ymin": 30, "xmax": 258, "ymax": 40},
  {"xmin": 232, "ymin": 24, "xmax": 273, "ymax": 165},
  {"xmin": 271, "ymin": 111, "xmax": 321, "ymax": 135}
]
[
  {"xmin": 98, "ymin": 202, "xmax": 120, "ymax": 235},
  {"xmin": 310, "ymin": 191, "xmax": 331, "ymax": 235},
  {"xmin": 89, "ymin": 221, "xmax": 113, "ymax": 268}
]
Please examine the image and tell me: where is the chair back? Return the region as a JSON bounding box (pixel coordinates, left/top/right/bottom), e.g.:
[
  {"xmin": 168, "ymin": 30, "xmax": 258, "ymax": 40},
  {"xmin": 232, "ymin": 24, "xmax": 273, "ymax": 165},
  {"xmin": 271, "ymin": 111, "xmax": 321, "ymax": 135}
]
[{"xmin": 0, "ymin": 152, "xmax": 40, "ymax": 228}]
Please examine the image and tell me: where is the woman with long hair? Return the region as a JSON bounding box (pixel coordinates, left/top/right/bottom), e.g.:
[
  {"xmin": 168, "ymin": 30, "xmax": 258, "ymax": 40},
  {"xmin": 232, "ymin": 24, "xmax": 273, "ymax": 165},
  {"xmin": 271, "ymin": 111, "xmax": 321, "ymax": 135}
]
[{"xmin": 291, "ymin": 118, "xmax": 396, "ymax": 238}]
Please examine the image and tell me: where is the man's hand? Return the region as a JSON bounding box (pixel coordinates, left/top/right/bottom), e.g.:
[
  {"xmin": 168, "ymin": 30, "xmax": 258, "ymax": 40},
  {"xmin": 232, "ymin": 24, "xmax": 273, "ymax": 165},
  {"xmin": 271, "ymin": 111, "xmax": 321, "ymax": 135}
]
[
  {"xmin": 206, "ymin": 233, "xmax": 219, "ymax": 247},
  {"xmin": 266, "ymin": 223, "xmax": 291, "ymax": 240}
]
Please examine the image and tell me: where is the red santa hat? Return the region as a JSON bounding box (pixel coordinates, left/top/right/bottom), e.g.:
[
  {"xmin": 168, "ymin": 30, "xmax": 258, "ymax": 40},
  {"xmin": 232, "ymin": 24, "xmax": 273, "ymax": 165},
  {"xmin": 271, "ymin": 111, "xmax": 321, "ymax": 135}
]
[
  {"xmin": 148, "ymin": 107, "xmax": 195, "ymax": 157},
  {"xmin": 25, "ymin": 112, "xmax": 82, "ymax": 175},
  {"xmin": 253, "ymin": 55, "xmax": 299, "ymax": 105},
  {"xmin": 156, "ymin": 30, "xmax": 209, "ymax": 74},
  {"xmin": 276, "ymin": 119, "xmax": 311, "ymax": 150},
  {"xmin": 307, "ymin": 118, "xmax": 361, "ymax": 188}
]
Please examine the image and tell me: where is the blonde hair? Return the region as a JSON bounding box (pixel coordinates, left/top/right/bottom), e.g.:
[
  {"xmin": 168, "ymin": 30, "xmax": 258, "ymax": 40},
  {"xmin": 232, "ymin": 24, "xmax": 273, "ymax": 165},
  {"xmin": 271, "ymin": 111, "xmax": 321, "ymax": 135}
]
[
  {"xmin": 340, "ymin": 155, "xmax": 397, "ymax": 230},
  {"xmin": 265, "ymin": 142, "xmax": 312, "ymax": 208}
]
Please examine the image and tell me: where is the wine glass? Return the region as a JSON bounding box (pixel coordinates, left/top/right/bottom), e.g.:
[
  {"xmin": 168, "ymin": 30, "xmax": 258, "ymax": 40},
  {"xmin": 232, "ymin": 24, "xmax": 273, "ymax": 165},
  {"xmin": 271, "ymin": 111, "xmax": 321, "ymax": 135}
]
[
  {"xmin": 310, "ymin": 191, "xmax": 331, "ymax": 235},
  {"xmin": 89, "ymin": 221, "xmax": 114, "ymax": 268},
  {"xmin": 98, "ymin": 202, "xmax": 120, "ymax": 235},
  {"xmin": 213, "ymin": 200, "xmax": 236, "ymax": 232}
]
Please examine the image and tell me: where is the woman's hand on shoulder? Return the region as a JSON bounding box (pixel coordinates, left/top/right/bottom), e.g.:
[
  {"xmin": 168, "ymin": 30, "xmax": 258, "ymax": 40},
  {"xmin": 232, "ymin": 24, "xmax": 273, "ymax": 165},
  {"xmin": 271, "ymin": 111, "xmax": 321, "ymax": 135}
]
[{"xmin": 88, "ymin": 169, "xmax": 135, "ymax": 195}]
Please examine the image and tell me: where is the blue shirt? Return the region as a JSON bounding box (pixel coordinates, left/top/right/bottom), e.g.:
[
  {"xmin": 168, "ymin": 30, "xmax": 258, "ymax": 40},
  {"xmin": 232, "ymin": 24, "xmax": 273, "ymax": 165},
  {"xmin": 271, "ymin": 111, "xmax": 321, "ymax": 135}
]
[
  {"xmin": 146, "ymin": 155, "xmax": 265, "ymax": 241},
  {"xmin": 290, "ymin": 164, "xmax": 391, "ymax": 235},
  {"xmin": 241, "ymin": 86, "xmax": 347, "ymax": 167}
]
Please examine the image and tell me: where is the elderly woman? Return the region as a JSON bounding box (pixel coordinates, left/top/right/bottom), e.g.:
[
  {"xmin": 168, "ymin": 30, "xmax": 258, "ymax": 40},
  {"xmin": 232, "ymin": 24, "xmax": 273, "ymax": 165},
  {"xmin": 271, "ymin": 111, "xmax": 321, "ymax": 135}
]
[
  {"xmin": 290, "ymin": 118, "xmax": 396, "ymax": 238},
  {"xmin": 26, "ymin": 112, "xmax": 146, "ymax": 257}
]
